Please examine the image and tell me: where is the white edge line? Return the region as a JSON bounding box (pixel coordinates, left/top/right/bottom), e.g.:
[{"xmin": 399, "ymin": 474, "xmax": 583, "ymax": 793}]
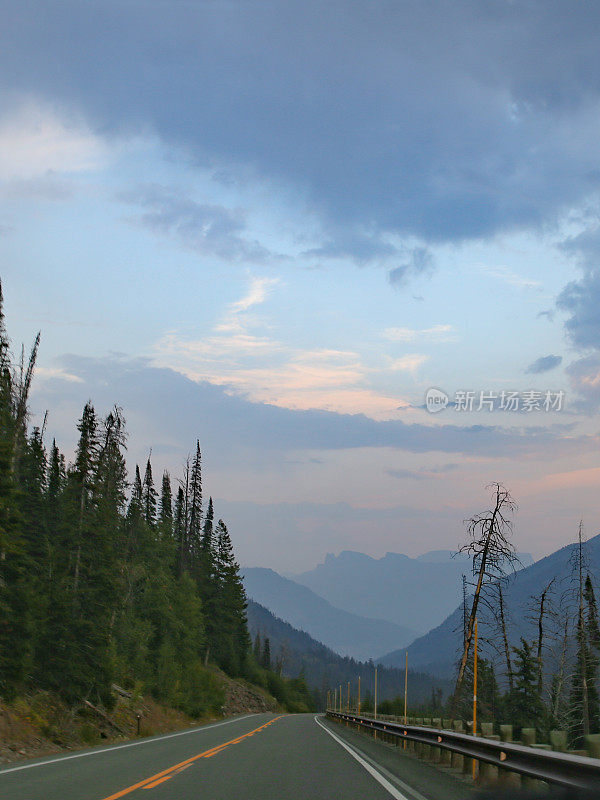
[
  {"xmin": 0, "ymin": 713, "xmax": 259, "ymax": 776},
  {"xmin": 314, "ymin": 715, "xmax": 410, "ymax": 800}
]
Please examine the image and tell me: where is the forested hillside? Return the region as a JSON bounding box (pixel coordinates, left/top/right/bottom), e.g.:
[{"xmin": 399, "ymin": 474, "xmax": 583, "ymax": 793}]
[
  {"xmin": 247, "ymin": 600, "xmax": 451, "ymax": 708},
  {"xmin": 0, "ymin": 284, "xmax": 312, "ymax": 716}
]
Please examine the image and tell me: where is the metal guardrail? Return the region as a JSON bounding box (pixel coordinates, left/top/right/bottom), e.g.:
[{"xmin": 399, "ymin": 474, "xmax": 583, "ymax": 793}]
[{"xmin": 326, "ymin": 711, "xmax": 600, "ymax": 790}]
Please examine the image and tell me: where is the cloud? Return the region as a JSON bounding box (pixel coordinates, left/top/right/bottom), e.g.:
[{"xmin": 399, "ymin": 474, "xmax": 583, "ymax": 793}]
[
  {"xmin": 537, "ymin": 309, "xmax": 555, "ymax": 321},
  {"xmin": 303, "ymin": 234, "xmax": 398, "ymax": 265},
  {"xmin": 155, "ymin": 277, "xmax": 406, "ymax": 418},
  {"xmin": 525, "ymin": 355, "xmax": 563, "ymax": 374},
  {"xmin": 228, "ymin": 277, "xmax": 279, "ymax": 314},
  {"xmin": 6, "ymin": 3, "xmax": 600, "ymax": 244},
  {"xmin": 388, "ymin": 354, "xmax": 428, "ymax": 373},
  {"xmin": 383, "ymin": 324, "xmax": 455, "ymax": 343},
  {"xmin": 32, "ymin": 354, "xmax": 599, "ymax": 467},
  {"xmin": 388, "ymin": 248, "xmax": 434, "ymax": 287},
  {"xmin": 557, "ymin": 226, "xmax": 600, "ymax": 350},
  {"xmin": 481, "ymin": 266, "xmax": 541, "ymax": 289},
  {"xmin": 386, "ymin": 463, "xmax": 459, "ymax": 480},
  {"xmin": 34, "ymin": 366, "xmax": 84, "ymax": 383},
  {"xmin": 386, "ymin": 468, "xmax": 428, "ymax": 481},
  {"xmin": 565, "ymin": 355, "xmax": 600, "ymax": 411},
  {"xmin": 118, "ymin": 184, "xmax": 273, "ymax": 262},
  {"xmin": 0, "ymin": 173, "xmax": 74, "ymax": 200},
  {"xmin": 0, "ymin": 99, "xmax": 109, "ymax": 179}
]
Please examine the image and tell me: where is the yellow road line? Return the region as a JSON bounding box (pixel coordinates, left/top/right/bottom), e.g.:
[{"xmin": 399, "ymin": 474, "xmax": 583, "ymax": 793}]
[
  {"xmin": 101, "ymin": 716, "xmax": 284, "ymax": 799},
  {"xmin": 143, "ymin": 776, "xmax": 173, "ymax": 789}
]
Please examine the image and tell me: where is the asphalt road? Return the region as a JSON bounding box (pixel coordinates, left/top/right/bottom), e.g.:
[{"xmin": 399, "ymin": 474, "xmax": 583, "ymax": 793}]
[{"xmin": 0, "ymin": 713, "xmax": 474, "ymax": 800}]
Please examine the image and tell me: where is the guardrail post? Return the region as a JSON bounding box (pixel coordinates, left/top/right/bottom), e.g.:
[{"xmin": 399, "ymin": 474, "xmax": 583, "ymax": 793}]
[
  {"xmin": 439, "ymin": 720, "xmax": 452, "ymax": 765},
  {"xmin": 431, "ymin": 719, "xmax": 442, "ymax": 762},
  {"xmin": 520, "ymin": 729, "xmax": 544, "ymax": 791},
  {"xmin": 451, "ymin": 720, "xmax": 465, "ymax": 771},
  {"xmin": 478, "ymin": 723, "xmax": 499, "ymax": 785},
  {"xmin": 498, "ymin": 724, "xmax": 521, "ymax": 787},
  {"xmin": 584, "ymin": 734, "xmax": 600, "ymax": 759},
  {"xmin": 422, "ymin": 719, "xmax": 433, "ymax": 759},
  {"xmin": 550, "ymin": 730, "xmax": 567, "ymax": 752},
  {"xmin": 465, "ymin": 721, "xmax": 477, "ymax": 779}
]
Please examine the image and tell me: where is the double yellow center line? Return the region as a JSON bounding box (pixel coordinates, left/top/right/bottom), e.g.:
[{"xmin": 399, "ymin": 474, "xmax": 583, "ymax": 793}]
[{"xmin": 101, "ymin": 716, "xmax": 284, "ymax": 799}]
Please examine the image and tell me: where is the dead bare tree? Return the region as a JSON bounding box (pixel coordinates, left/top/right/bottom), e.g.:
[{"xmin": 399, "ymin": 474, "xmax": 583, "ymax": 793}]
[
  {"xmin": 526, "ymin": 578, "xmax": 556, "ymax": 697},
  {"xmin": 451, "ymin": 482, "xmax": 518, "ymax": 715},
  {"xmin": 570, "ymin": 521, "xmax": 591, "ymax": 737},
  {"xmin": 549, "ymin": 612, "xmax": 573, "ymax": 728},
  {"xmin": 480, "ymin": 578, "xmax": 514, "ymax": 692},
  {"xmin": 462, "ymin": 574, "xmax": 468, "ymax": 649}
]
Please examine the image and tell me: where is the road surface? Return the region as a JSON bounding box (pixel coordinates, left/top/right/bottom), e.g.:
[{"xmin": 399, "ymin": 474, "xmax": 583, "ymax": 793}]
[{"xmin": 0, "ymin": 713, "xmax": 473, "ymax": 799}]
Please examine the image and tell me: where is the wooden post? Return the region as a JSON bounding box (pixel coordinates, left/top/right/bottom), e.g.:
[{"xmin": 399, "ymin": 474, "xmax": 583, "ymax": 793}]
[
  {"xmin": 473, "ymin": 618, "xmax": 478, "ymax": 781},
  {"xmin": 374, "ymin": 666, "xmax": 378, "ymax": 740},
  {"xmin": 404, "ymin": 651, "xmax": 408, "ymax": 750}
]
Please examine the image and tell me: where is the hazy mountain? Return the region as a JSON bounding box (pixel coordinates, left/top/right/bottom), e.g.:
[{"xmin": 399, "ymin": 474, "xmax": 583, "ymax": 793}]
[
  {"xmin": 242, "ymin": 567, "xmax": 416, "ymax": 661},
  {"xmin": 247, "ymin": 600, "xmax": 451, "ymax": 705},
  {"xmin": 292, "ymin": 549, "xmax": 533, "ymax": 634},
  {"xmin": 378, "ymin": 534, "xmax": 600, "ymax": 679}
]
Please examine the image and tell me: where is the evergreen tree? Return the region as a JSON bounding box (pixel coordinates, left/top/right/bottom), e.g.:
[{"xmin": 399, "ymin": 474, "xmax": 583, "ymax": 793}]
[
  {"xmin": 158, "ymin": 471, "xmax": 173, "ymax": 538},
  {"xmin": 201, "ymin": 496, "xmax": 214, "ymax": 555},
  {"xmin": 262, "ymin": 637, "xmax": 272, "ymax": 671},
  {"xmin": 506, "ymin": 638, "xmax": 545, "ymax": 731},
  {"xmin": 142, "ymin": 457, "xmax": 157, "ymax": 528},
  {"xmin": 253, "ymin": 631, "xmax": 262, "ymax": 661},
  {"xmin": 174, "ymin": 485, "xmax": 186, "ymax": 576},
  {"xmin": 212, "ymin": 519, "xmax": 250, "ymax": 675},
  {"xmin": 0, "ymin": 286, "xmax": 29, "ymax": 693},
  {"xmin": 187, "ymin": 441, "xmax": 202, "ymax": 568},
  {"xmin": 66, "ymin": 402, "xmax": 98, "ymax": 600}
]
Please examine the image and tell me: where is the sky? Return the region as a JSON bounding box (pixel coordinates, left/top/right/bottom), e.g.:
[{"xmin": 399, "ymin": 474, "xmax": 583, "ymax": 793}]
[{"xmin": 2, "ymin": 0, "xmax": 600, "ymax": 572}]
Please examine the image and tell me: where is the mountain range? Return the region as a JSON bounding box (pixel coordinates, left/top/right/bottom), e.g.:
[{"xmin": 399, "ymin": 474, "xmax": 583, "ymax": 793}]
[
  {"xmin": 291, "ymin": 549, "xmax": 533, "ymax": 633},
  {"xmin": 379, "ymin": 534, "xmax": 600, "ymax": 679},
  {"xmin": 242, "ymin": 567, "xmax": 416, "ymax": 661}
]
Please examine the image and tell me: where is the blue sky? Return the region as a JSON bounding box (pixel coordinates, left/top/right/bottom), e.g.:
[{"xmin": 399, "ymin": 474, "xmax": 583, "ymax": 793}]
[{"xmin": 2, "ymin": 1, "xmax": 600, "ymax": 571}]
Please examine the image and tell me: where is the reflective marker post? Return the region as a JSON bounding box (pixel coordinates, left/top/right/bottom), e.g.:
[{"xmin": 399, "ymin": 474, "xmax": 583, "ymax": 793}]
[{"xmin": 473, "ymin": 618, "xmax": 478, "ymax": 781}]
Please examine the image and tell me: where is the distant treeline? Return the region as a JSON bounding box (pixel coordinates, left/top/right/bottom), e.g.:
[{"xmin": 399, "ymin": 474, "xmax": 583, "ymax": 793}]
[{"xmin": 0, "ymin": 284, "xmax": 313, "ymax": 714}]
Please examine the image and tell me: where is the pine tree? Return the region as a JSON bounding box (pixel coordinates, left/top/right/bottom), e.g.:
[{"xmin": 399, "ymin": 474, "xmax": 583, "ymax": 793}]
[
  {"xmin": 187, "ymin": 441, "xmax": 202, "ymax": 568},
  {"xmin": 66, "ymin": 402, "xmax": 98, "ymax": 600},
  {"xmin": 262, "ymin": 637, "xmax": 272, "ymax": 671},
  {"xmin": 201, "ymin": 496, "xmax": 214, "ymax": 555},
  {"xmin": 19, "ymin": 426, "xmax": 48, "ymax": 569},
  {"xmin": 142, "ymin": 457, "xmax": 157, "ymax": 528},
  {"xmin": 132, "ymin": 465, "xmax": 143, "ymax": 508},
  {"xmin": 505, "ymin": 638, "xmax": 545, "ymax": 731},
  {"xmin": 212, "ymin": 519, "xmax": 250, "ymax": 676},
  {"xmin": 158, "ymin": 471, "xmax": 173, "ymax": 538},
  {"xmin": 197, "ymin": 496, "xmax": 215, "ymax": 595},
  {"xmin": 174, "ymin": 485, "xmax": 186, "ymax": 576},
  {"xmin": 253, "ymin": 631, "xmax": 262, "ymax": 661},
  {"xmin": 0, "ymin": 291, "xmax": 29, "ymax": 693}
]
